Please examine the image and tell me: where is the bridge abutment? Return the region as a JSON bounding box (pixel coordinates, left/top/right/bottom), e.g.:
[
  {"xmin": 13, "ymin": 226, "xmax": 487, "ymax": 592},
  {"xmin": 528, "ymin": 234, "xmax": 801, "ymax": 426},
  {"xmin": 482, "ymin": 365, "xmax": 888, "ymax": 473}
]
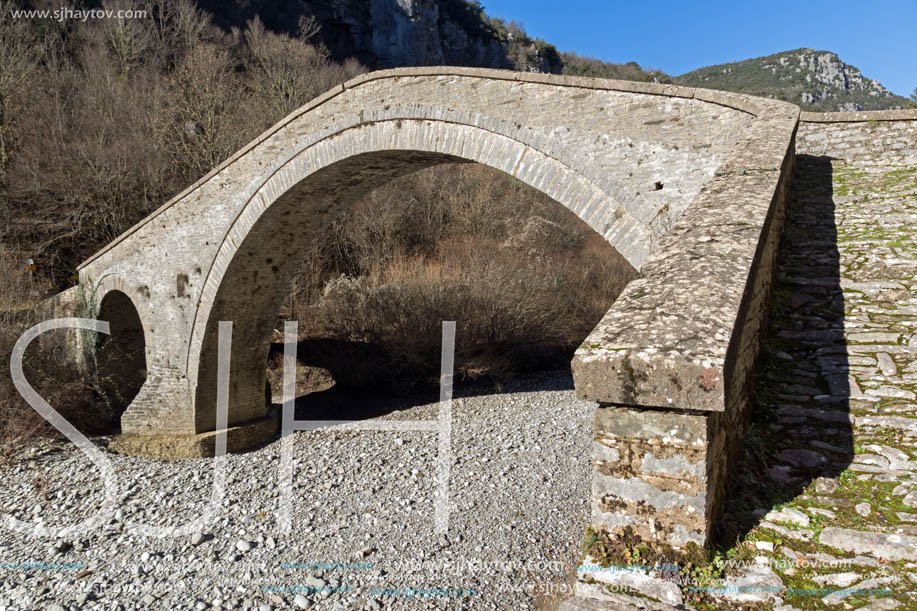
[
  {"xmin": 575, "ymin": 97, "xmax": 797, "ymax": 548},
  {"xmin": 109, "ymin": 352, "xmax": 280, "ymax": 458},
  {"xmin": 110, "ymin": 419, "xmax": 279, "ymax": 460}
]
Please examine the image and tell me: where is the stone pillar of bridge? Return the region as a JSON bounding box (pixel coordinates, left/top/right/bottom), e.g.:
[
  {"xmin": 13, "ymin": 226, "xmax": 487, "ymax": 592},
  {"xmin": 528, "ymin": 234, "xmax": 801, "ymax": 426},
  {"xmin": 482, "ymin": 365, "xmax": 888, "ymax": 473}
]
[
  {"xmin": 590, "ymin": 406, "xmax": 728, "ymax": 549},
  {"xmin": 574, "ymin": 105, "xmax": 797, "ymax": 550},
  {"xmin": 98, "ymin": 278, "xmax": 281, "ymax": 460},
  {"xmin": 110, "ymin": 358, "xmax": 280, "ymax": 460}
]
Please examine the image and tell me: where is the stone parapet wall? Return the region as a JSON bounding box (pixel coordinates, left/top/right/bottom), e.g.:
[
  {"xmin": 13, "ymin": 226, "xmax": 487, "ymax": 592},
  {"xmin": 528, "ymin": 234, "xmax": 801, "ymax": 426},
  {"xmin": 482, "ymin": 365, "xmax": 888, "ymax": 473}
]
[
  {"xmin": 581, "ymin": 107, "xmax": 798, "ymax": 547},
  {"xmin": 583, "ymin": 106, "xmax": 912, "ymax": 549},
  {"xmin": 800, "ymin": 109, "xmax": 917, "ymax": 122},
  {"xmin": 572, "ymin": 101, "xmax": 798, "ymax": 411},
  {"xmin": 798, "ymin": 109, "xmax": 917, "ymax": 161}
]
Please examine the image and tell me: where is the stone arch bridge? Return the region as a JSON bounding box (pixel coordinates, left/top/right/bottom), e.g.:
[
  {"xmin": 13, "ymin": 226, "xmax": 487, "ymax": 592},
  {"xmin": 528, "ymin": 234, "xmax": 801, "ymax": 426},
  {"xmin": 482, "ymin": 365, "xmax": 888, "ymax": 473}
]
[{"xmin": 54, "ymin": 67, "xmax": 800, "ymax": 548}]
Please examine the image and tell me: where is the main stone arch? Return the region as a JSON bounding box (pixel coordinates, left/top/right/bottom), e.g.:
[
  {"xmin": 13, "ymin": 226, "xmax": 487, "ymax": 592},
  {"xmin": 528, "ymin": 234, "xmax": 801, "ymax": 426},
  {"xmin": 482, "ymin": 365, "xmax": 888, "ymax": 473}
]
[
  {"xmin": 73, "ymin": 67, "xmax": 761, "ymax": 445},
  {"xmin": 66, "ymin": 67, "xmax": 799, "ymax": 547},
  {"xmin": 188, "ymin": 119, "xmax": 651, "ymax": 433}
]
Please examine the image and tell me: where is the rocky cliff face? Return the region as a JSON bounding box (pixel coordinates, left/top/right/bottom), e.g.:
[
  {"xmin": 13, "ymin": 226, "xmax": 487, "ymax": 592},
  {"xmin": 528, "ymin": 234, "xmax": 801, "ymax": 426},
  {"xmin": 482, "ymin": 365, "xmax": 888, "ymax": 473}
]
[
  {"xmin": 368, "ymin": 0, "xmax": 443, "ymax": 66},
  {"xmin": 677, "ymin": 48, "xmax": 908, "ymax": 112},
  {"xmin": 780, "ymin": 50, "xmax": 897, "ymax": 109},
  {"xmin": 325, "ymin": 0, "xmax": 559, "ymax": 71},
  {"xmin": 199, "ymin": 0, "xmax": 559, "ymax": 72},
  {"xmin": 438, "ymin": 11, "xmax": 513, "ymax": 70}
]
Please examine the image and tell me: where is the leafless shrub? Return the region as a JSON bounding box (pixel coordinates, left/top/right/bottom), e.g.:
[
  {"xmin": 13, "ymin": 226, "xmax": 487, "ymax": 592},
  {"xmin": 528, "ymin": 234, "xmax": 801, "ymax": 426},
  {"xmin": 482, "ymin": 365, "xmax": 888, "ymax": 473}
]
[
  {"xmin": 242, "ymin": 16, "xmax": 363, "ymax": 128},
  {"xmin": 101, "ymin": 0, "xmax": 152, "ymax": 75},
  {"xmin": 0, "ymin": 0, "xmax": 41, "ymax": 241},
  {"xmin": 0, "ymin": 246, "xmax": 106, "ymax": 462},
  {"xmin": 32, "ymin": 474, "xmax": 48, "ymax": 500},
  {"xmin": 4, "ymin": 9, "xmax": 366, "ymax": 282},
  {"xmin": 283, "ymin": 164, "xmax": 637, "ymax": 393},
  {"xmin": 164, "ymin": 42, "xmax": 245, "ymax": 176},
  {"xmin": 144, "ymin": 0, "xmax": 214, "ymax": 64}
]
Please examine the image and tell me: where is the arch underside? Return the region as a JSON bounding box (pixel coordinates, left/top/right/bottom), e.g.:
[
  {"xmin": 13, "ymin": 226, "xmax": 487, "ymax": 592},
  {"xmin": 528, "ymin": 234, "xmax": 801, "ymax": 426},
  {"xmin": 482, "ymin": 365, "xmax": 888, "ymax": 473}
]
[
  {"xmin": 193, "ymin": 151, "xmax": 463, "ymax": 430},
  {"xmin": 96, "ymin": 289, "xmax": 147, "ymax": 419},
  {"xmin": 189, "ymin": 118, "xmax": 651, "ymax": 433},
  {"xmin": 191, "ymin": 151, "xmax": 635, "ymax": 432}
]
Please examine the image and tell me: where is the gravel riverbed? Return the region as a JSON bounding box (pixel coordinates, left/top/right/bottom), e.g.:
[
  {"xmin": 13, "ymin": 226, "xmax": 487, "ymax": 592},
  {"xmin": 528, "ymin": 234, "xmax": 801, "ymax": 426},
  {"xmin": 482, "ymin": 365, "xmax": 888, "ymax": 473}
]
[{"xmin": 0, "ymin": 370, "xmax": 592, "ymax": 610}]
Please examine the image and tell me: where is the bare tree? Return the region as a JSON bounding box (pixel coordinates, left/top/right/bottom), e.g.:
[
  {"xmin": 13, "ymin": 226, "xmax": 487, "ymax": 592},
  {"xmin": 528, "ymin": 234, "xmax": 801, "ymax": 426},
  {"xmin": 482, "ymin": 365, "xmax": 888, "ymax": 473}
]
[
  {"xmin": 165, "ymin": 43, "xmax": 244, "ymax": 176},
  {"xmin": 101, "ymin": 0, "xmax": 151, "ymax": 75},
  {"xmin": 0, "ymin": 0, "xmax": 40, "ymax": 241}
]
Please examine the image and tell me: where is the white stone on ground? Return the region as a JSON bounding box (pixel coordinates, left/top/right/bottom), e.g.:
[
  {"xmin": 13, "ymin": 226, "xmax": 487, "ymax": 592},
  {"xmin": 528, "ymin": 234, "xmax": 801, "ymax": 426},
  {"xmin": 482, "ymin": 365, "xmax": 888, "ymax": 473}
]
[{"xmin": 0, "ymin": 371, "xmax": 592, "ymax": 610}]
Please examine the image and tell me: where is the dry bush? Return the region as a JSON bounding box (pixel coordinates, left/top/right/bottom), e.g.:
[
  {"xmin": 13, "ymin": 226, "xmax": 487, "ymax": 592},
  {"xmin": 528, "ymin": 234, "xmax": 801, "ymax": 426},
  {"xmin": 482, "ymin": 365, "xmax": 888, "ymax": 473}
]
[
  {"xmin": 0, "ymin": 246, "xmax": 107, "ymax": 462},
  {"xmin": 100, "ymin": 0, "xmax": 154, "ymax": 75},
  {"xmin": 283, "ymin": 164, "xmax": 637, "ymax": 393},
  {"xmin": 242, "ymin": 16, "xmax": 363, "ymax": 126},
  {"xmin": 4, "ymin": 7, "xmax": 366, "ymax": 284},
  {"xmin": 0, "ymin": 0, "xmax": 42, "ymax": 242},
  {"xmin": 164, "ymin": 42, "xmax": 246, "ymax": 176},
  {"xmin": 145, "ymin": 0, "xmax": 214, "ymax": 64},
  {"xmin": 561, "ymin": 52, "xmax": 671, "ymax": 83}
]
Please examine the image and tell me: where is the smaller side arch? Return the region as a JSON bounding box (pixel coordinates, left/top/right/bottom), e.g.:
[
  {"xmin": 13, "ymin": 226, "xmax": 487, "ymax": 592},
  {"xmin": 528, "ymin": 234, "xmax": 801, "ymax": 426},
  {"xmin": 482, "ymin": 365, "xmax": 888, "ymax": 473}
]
[
  {"xmin": 88, "ymin": 276, "xmax": 152, "ymax": 426},
  {"xmin": 87, "ymin": 275, "xmax": 154, "ymax": 363}
]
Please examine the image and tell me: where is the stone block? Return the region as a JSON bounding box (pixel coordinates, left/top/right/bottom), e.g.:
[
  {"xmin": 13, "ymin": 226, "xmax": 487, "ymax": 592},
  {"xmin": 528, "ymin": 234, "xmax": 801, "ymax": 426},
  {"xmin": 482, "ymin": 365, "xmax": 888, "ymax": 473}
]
[{"xmin": 591, "ymin": 405, "xmax": 725, "ymax": 548}]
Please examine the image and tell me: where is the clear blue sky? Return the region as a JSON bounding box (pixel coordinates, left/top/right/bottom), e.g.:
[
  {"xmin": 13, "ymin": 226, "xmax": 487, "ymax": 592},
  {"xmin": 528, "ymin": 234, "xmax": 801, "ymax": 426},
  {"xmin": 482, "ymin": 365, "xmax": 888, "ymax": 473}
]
[{"xmin": 480, "ymin": 0, "xmax": 916, "ymax": 97}]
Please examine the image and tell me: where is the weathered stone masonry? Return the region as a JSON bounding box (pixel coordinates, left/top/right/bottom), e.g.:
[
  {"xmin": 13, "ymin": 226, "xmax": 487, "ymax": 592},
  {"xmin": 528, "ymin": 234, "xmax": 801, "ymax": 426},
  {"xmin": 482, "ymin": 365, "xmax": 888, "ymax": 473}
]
[
  {"xmin": 53, "ymin": 67, "xmax": 809, "ymax": 546},
  {"xmin": 798, "ymin": 109, "xmax": 917, "ymax": 162},
  {"xmin": 573, "ymin": 108, "xmax": 917, "ymax": 550},
  {"xmin": 573, "ymin": 92, "xmax": 798, "ymax": 547}
]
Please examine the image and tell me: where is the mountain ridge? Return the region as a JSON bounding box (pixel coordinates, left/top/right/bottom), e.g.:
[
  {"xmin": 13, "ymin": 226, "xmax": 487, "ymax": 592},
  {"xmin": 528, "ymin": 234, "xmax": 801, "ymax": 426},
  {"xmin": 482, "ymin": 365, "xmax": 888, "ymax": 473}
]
[
  {"xmin": 674, "ymin": 47, "xmax": 909, "ymax": 112},
  {"xmin": 194, "ymin": 1, "xmax": 910, "ymax": 112}
]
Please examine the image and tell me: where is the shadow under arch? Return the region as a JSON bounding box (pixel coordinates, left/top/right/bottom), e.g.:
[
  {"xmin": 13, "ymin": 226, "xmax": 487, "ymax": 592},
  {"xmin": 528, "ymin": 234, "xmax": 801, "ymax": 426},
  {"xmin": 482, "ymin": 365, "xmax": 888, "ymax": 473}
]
[
  {"xmin": 188, "ymin": 120, "xmax": 644, "ymax": 433},
  {"xmin": 95, "ymin": 289, "xmax": 148, "ymax": 427}
]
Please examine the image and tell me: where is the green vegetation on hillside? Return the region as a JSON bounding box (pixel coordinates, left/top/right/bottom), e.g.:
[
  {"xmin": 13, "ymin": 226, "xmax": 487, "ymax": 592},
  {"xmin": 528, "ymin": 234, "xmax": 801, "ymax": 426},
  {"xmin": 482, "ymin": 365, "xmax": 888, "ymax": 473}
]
[
  {"xmin": 675, "ymin": 48, "xmax": 909, "ymax": 111},
  {"xmin": 907, "ymin": 87, "xmax": 917, "ymax": 108},
  {"xmin": 560, "ymin": 52, "xmax": 671, "ymax": 83}
]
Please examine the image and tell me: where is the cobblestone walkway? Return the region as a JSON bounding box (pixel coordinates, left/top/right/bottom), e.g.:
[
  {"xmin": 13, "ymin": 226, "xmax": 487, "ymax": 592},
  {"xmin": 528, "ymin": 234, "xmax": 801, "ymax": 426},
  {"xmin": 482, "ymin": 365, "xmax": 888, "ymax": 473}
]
[
  {"xmin": 720, "ymin": 153, "xmax": 917, "ymax": 610},
  {"xmin": 564, "ymin": 153, "xmax": 917, "ymax": 611}
]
